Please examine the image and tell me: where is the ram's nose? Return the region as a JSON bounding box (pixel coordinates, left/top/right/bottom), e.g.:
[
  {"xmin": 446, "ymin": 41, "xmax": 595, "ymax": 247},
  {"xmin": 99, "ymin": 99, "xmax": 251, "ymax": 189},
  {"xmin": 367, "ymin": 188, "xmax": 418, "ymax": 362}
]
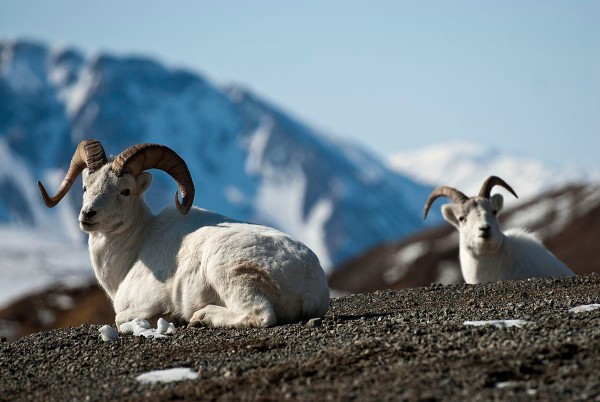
[{"xmin": 81, "ymin": 209, "xmax": 97, "ymax": 220}]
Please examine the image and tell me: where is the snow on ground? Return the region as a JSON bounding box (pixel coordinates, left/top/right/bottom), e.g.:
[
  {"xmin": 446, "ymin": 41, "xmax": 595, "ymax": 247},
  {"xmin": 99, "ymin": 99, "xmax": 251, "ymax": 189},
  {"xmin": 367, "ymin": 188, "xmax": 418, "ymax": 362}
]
[
  {"xmin": 464, "ymin": 320, "xmax": 531, "ymax": 328},
  {"xmin": 136, "ymin": 368, "xmax": 199, "ymax": 384},
  {"xmin": 0, "ymin": 226, "xmax": 92, "ymax": 308},
  {"xmin": 569, "ymin": 304, "xmax": 600, "ymax": 313},
  {"xmin": 383, "ymin": 242, "xmax": 429, "ymax": 284},
  {"xmin": 118, "ymin": 318, "xmax": 177, "ymax": 339},
  {"xmin": 99, "ymin": 325, "xmax": 119, "ymax": 341},
  {"xmin": 495, "ymin": 381, "xmax": 538, "ymax": 395}
]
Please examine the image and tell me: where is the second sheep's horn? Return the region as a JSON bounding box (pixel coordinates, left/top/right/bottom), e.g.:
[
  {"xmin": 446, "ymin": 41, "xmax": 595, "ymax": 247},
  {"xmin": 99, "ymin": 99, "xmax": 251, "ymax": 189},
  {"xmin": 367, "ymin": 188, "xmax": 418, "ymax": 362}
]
[
  {"xmin": 423, "ymin": 186, "xmax": 469, "ymax": 219},
  {"xmin": 478, "ymin": 176, "xmax": 518, "ymax": 199}
]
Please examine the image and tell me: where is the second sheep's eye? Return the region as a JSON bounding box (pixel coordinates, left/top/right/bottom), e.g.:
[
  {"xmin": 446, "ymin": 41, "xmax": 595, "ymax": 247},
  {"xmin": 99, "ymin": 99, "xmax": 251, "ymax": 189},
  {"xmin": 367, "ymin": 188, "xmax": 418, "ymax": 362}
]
[
  {"xmin": 120, "ymin": 189, "xmax": 131, "ymax": 196},
  {"xmin": 458, "ymin": 216, "xmax": 466, "ymax": 223}
]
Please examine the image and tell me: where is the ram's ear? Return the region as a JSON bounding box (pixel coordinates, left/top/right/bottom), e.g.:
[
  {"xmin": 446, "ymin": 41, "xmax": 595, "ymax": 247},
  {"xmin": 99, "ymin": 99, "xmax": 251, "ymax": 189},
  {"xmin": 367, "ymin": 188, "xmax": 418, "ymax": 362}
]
[
  {"xmin": 136, "ymin": 172, "xmax": 152, "ymax": 194},
  {"xmin": 491, "ymin": 193, "xmax": 504, "ymax": 214},
  {"xmin": 441, "ymin": 204, "xmax": 462, "ymax": 228}
]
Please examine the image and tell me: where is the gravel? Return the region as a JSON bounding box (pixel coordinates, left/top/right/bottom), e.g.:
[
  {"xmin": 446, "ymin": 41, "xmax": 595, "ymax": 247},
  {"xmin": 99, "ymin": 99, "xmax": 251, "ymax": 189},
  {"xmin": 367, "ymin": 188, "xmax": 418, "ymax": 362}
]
[{"xmin": 1, "ymin": 274, "xmax": 598, "ymax": 401}]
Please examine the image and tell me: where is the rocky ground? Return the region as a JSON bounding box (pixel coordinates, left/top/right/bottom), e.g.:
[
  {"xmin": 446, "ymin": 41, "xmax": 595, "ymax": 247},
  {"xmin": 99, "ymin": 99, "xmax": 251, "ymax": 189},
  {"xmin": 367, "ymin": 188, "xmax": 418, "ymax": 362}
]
[{"xmin": 1, "ymin": 275, "xmax": 598, "ymax": 401}]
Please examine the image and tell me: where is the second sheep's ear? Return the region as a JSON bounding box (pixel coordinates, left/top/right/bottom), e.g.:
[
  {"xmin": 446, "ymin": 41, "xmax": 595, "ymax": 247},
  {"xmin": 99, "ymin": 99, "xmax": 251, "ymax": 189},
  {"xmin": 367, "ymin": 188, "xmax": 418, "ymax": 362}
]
[
  {"xmin": 441, "ymin": 204, "xmax": 462, "ymax": 228},
  {"xmin": 136, "ymin": 172, "xmax": 153, "ymax": 194},
  {"xmin": 491, "ymin": 193, "xmax": 504, "ymax": 214}
]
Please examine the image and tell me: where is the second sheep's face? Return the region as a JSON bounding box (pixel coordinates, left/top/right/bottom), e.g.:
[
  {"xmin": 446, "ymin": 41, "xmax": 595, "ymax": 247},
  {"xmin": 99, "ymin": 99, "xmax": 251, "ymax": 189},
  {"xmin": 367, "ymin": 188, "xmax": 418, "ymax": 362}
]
[
  {"xmin": 79, "ymin": 164, "xmax": 152, "ymax": 235},
  {"xmin": 441, "ymin": 194, "xmax": 505, "ymax": 257}
]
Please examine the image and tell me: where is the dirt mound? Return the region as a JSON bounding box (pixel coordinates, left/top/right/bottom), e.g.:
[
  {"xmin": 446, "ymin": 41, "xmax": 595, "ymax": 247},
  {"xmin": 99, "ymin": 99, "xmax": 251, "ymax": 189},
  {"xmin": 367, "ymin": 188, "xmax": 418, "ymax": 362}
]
[
  {"xmin": 1, "ymin": 275, "xmax": 598, "ymax": 401},
  {"xmin": 0, "ymin": 284, "xmax": 113, "ymax": 341}
]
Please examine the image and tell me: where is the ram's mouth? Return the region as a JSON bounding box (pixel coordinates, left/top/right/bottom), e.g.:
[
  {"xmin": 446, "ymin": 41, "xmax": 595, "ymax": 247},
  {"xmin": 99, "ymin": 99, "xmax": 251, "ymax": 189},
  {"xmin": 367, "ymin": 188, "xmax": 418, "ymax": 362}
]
[{"xmin": 80, "ymin": 221, "xmax": 99, "ymax": 231}]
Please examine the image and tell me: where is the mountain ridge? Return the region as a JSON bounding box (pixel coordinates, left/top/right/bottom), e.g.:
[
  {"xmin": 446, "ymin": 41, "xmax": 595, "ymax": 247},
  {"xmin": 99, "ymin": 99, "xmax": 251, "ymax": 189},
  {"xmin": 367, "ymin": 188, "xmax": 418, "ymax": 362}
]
[{"xmin": 0, "ymin": 38, "xmax": 436, "ymax": 271}]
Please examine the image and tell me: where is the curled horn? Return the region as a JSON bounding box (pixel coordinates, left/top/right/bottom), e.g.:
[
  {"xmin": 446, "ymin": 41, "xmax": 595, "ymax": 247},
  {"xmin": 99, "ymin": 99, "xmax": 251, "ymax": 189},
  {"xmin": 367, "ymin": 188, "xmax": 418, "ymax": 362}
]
[
  {"xmin": 112, "ymin": 143, "xmax": 195, "ymax": 215},
  {"xmin": 478, "ymin": 176, "xmax": 518, "ymax": 199},
  {"xmin": 423, "ymin": 186, "xmax": 468, "ymax": 219},
  {"xmin": 38, "ymin": 139, "xmax": 107, "ymax": 207}
]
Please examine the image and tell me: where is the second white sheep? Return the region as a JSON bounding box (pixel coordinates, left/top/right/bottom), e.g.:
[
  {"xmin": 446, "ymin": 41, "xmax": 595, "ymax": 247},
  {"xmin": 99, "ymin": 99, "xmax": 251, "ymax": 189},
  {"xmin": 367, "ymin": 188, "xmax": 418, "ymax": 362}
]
[{"xmin": 423, "ymin": 176, "xmax": 574, "ymax": 283}]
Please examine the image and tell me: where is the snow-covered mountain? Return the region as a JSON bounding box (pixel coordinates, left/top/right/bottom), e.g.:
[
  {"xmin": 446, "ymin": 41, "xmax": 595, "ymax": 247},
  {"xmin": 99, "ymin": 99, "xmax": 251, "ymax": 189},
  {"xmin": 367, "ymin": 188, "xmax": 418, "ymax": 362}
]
[
  {"xmin": 0, "ymin": 39, "xmax": 436, "ymax": 280},
  {"xmin": 389, "ymin": 142, "xmax": 600, "ymax": 204}
]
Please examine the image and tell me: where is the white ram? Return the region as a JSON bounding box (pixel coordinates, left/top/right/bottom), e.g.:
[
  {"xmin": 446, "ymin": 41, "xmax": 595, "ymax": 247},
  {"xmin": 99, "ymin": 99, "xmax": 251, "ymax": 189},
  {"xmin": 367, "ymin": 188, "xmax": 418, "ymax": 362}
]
[
  {"xmin": 423, "ymin": 176, "xmax": 574, "ymax": 284},
  {"xmin": 38, "ymin": 140, "xmax": 330, "ymax": 328}
]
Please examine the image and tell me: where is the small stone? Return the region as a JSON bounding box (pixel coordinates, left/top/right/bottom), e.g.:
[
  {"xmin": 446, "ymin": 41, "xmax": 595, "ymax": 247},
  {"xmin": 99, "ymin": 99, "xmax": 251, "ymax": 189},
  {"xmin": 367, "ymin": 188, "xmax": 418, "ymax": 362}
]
[{"xmin": 307, "ymin": 318, "xmax": 323, "ymax": 328}]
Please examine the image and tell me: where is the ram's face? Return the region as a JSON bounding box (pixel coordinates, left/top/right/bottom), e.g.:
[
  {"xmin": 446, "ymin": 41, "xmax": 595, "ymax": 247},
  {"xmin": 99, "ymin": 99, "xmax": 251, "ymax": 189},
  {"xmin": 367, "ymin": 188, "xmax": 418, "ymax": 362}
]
[
  {"xmin": 442, "ymin": 195, "xmax": 504, "ymax": 256},
  {"xmin": 79, "ymin": 164, "xmax": 151, "ymax": 234}
]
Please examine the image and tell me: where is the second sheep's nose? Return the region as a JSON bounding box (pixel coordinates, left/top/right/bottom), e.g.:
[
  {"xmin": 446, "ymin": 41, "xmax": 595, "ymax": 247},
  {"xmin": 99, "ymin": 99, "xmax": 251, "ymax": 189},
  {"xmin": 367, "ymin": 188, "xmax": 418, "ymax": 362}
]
[
  {"xmin": 479, "ymin": 224, "xmax": 491, "ymax": 233},
  {"xmin": 82, "ymin": 210, "xmax": 97, "ymax": 219}
]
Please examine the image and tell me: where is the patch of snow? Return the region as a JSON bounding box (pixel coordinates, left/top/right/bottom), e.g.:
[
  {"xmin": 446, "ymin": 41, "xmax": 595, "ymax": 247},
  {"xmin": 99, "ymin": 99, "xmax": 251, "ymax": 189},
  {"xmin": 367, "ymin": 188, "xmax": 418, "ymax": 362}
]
[
  {"xmin": 245, "ymin": 117, "xmax": 274, "ymax": 175},
  {"xmin": 136, "ymin": 367, "xmax": 199, "ymax": 384},
  {"xmin": 0, "ymin": 227, "xmax": 92, "ymax": 308},
  {"xmin": 504, "ymin": 198, "xmax": 556, "ymax": 231},
  {"xmin": 568, "ymin": 304, "xmax": 600, "ymax": 313},
  {"xmin": 60, "ymin": 66, "xmax": 97, "ymax": 117},
  {"xmin": 49, "ymin": 294, "xmax": 75, "ymax": 310},
  {"xmin": 383, "ymin": 242, "xmax": 428, "ymax": 284},
  {"xmin": 395, "ymin": 242, "xmax": 428, "ymax": 267},
  {"xmin": 494, "ymin": 381, "xmax": 537, "ymax": 395},
  {"xmin": 504, "ymin": 189, "xmax": 594, "ymax": 237},
  {"xmin": 464, "ymin": 319, "xmax": 531, "ymax": 328},
  {"xmin": 119, "ymin": 317, "xmax": 177, "ymax": 338},
  {"xmin": 156, "ymin": 318, "xmax": 177, "ymax": 335},
  {"xmin": 0, "ymin": 139, "xmax": 68, "ymax": 230},
  {"xmin": 253, "ymin": 163, "xmax": 333, "ymax": 268},
  {"xmin": 99, "ymin": 325, "xmax": 119, "ymax": 342},
  {"xmin": 495, "ymin": 381, "xmax": 520, "ymax": 389}
]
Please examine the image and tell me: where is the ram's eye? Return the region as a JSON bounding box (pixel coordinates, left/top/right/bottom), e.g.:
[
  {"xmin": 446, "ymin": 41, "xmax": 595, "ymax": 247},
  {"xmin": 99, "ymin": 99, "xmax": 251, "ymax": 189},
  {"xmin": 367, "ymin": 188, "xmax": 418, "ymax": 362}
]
[
  {"xmin": 492, "ymin": 210, "xmax": 498, "ymax": 216},
  {"xmin": 120, "ymin": 189, "xmax": 131, "ymax": 196},
  {"xmin": 458, "ymin": 216, "xmax": 466, "ymax": 223}
]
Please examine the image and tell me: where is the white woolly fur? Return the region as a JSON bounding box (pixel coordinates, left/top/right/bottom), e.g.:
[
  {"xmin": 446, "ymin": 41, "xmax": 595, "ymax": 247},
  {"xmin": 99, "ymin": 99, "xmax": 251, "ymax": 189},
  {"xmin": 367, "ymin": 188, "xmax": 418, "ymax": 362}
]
[
  {"xmin": 79, "ymin": 164, "xmax": 330, "ymax": 328},
  {"xmin": 440, "ymin": 193, "xmax": 574, "ymax": 284}
]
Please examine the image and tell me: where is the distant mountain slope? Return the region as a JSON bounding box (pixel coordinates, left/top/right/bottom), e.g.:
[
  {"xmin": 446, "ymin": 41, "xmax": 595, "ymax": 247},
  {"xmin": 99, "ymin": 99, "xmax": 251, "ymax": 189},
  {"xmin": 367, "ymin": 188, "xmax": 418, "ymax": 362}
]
[
  {"xmin": 329, "ymin": 184, "xmax": 600, "ymax": 293},
  {"xmin": 0, "ymin": 39, "xmax": 435, "ymax": 270},
  {"xmin": 389, "ymin": 142, "xmax": 600, "ymax": 203}
]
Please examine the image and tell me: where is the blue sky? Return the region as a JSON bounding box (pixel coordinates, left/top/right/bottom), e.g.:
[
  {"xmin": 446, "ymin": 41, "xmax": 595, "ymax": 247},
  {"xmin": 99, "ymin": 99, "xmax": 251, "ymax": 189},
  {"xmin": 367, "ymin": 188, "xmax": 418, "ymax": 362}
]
[{"xmin": 1, "ymin": 1, "xmax": 599, "ymax": 167}]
